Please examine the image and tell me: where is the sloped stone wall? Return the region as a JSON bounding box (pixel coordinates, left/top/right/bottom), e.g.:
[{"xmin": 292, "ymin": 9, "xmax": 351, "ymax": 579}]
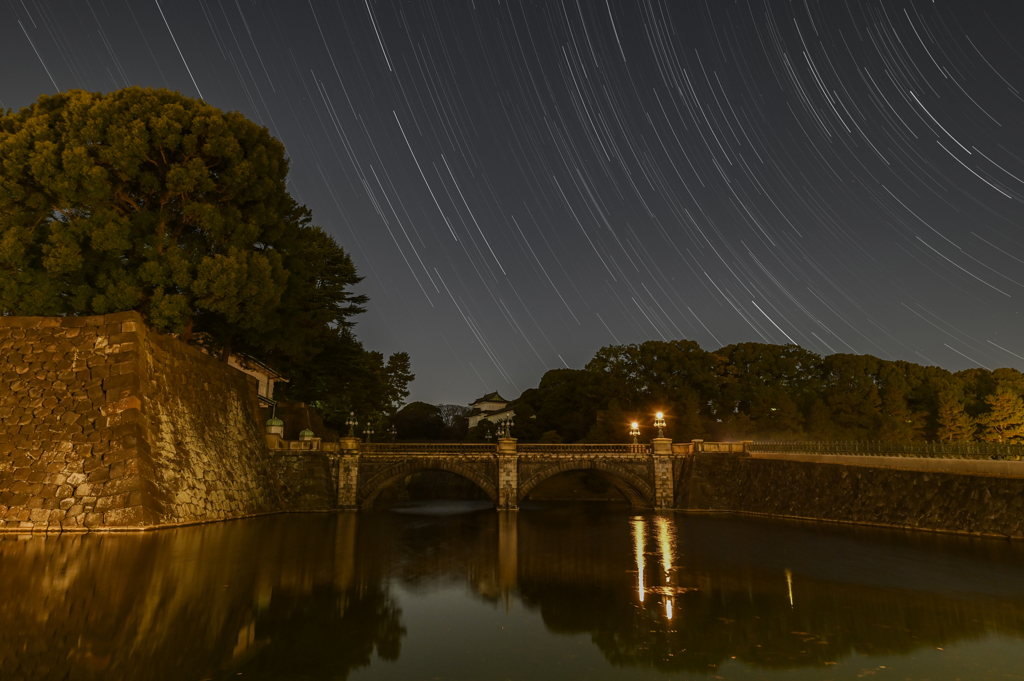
[
  {"xmin": 137, "ymin": 319, "xmax": 285, "ymax": 524},
  {"xmin": 0, "ymin": 312, "xmax": 310, "ymax": 532},
  {"xmin": 680, "ymin": 453, "xmax": 1024, "ymax": 539}
]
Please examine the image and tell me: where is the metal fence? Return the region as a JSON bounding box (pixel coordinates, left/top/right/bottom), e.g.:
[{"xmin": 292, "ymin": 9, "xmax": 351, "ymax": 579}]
[{"xmin": 750, "ymin": 440, "xmax": 1024, "ymax": 461}]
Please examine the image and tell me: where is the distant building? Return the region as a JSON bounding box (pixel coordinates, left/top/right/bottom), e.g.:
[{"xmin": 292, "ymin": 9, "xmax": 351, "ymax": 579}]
[
  {"xmin": 468, "ymin": 391, "xmax": 515, "ymax": 429},
  {"xmin": 228, "ymin": 354, "xmax": 288, "ymax": 406}
]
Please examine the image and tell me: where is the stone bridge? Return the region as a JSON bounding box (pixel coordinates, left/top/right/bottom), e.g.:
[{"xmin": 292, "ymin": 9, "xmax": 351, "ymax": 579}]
[{"xmin": 330, "ymin": 438, "xmax": 750, "ymax": 510}]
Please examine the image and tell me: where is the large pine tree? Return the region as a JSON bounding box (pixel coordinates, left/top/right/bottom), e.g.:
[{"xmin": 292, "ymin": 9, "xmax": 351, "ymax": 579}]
[{"xmin": 977, "ymin": 389, "xmax": 1024, "ymax": 444}]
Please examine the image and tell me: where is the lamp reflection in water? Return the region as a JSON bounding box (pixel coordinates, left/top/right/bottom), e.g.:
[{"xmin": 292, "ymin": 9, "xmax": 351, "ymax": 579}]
[
  {"xmin": 655, "ymin": 515, "xmax": 677, "ymax": 620},
  {"xmin": 633, "ymin": 515, "xmax": 681, "ymax": 619},
  {"xmin": 631, "ymin": 517, "xmax": 646, "ymax": 602}
]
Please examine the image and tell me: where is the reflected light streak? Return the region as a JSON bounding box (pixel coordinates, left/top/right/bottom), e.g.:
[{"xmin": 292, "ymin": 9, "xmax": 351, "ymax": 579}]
[
  {"xmin": 666, "ymin": 597, "xmax": 674, "ymax": 620},
  {"xmin": 655, "ymin": 515, "xmax": 676, "ymax": 579},
  {"xmin": 786, "ymin": 568, "xmax": 794, "ymax": 607},
  {"xmin": 632, "ymin": 517, "xmax": 646, "ymax": 602}
]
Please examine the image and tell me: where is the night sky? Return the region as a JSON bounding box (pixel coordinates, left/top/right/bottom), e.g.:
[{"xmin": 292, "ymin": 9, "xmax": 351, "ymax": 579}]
[{"xmin": 3, "ymin": 1, "xmax": 1024, "ymax": 405}]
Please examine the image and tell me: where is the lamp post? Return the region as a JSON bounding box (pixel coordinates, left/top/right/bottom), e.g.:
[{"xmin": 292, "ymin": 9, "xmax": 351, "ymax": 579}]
[
  {"xmin": 654, "ymin": 412, "xmax": 666, "ymax": 439},
  {"xmin": 497, "ymin": 417, "xmax": 514, "ymax": 439},
  {"xmin": 389, "ymin": 424, "xmax": 397, "ymax": 442},
  {"xmin": 346, "ymin": 411, "xmax": 358, "ymax": 438},
  {"xmin": 364, "ymin": 423, "xmax": 375, "ymax": 443},
  {"xmin": 630, "ymin": 421, "xmax": 640, "ymax": 445}
]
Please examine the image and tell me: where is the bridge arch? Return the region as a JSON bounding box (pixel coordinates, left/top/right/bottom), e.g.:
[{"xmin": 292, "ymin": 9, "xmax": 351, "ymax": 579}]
[
  {"xmin": 517, "ymin": 459, "xmax": 654, "ymax": 508},
  {"xmin": 359, "ymin": 459, "xmax": 498, "ymax": 509}
]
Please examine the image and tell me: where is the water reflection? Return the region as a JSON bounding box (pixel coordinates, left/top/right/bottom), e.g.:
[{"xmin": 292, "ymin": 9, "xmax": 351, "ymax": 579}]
[{"xmin": 2, "ymin": 506, "xmax": 1024, "ymax": 679}]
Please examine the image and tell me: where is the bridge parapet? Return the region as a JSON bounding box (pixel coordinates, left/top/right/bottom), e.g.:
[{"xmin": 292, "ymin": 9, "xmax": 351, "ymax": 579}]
[
  {"xmin": 516, "ymin": 443, "xmax": 651, "ymax": 456},
  {"xmin": 359, "ymin": 443, "xmax": 496, "ymax": 456}
]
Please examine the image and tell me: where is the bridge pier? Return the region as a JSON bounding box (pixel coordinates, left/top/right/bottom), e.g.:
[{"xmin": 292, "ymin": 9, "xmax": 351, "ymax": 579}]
[
  {"xmin": 497, "ymin": 438, "xmax": 519, "ymax": 510},
  {"xmin": 651, "ymin": 438, "xmax": 675, "ymax": 509},
  {"xmin": 336, "ymin": 437, "xmax": 361, "ymax": 510}
]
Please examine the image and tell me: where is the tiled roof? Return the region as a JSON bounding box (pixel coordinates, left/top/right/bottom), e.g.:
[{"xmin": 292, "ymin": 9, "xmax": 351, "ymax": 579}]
[{"xmin": 470, "ymin": 391, "xmax": 508, "ymax": 405}]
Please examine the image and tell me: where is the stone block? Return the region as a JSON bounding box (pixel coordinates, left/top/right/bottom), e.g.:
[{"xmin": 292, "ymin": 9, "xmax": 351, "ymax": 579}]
[
  {"xmin": 10, "ymin": 480, "xmax": 32, "ymax": 494},
  {"xmin": 108, "ymin": 332, "xmax": 138, "ymax": 346},
  {"xmin": 101, "ymin": 476, "xmax": 138, "ymax": 496},
  {"xmin": 82, "ymin": 512, "xmax": 103, "ymax": 527},
  {"xmin": 95, "ymin": 494, "xmax": 127, "ymax": 512},
  {"xmin": 82, "ymin": 456, "xmax": 104, "ymax": 473},
  {"xmin": 104, "ymin": 505, "xmax": 145, "ymax": 526},
  {"xmin": 87, "ymin": 467, "xmax": 111, "ymax": 483}
]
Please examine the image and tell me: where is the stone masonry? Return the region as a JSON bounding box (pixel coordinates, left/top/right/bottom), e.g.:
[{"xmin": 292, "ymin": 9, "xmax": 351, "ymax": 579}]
[
  {"xmin": 0, "ymin": 312, "xmax": 287, "ymax": 532},
  {"xmin": 680, "ymin": 453, "xmax": 1024, "ymax": 539}
]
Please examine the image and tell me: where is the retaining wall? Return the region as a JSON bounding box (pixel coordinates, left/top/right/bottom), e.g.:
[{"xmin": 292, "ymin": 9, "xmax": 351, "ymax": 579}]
[
  {"xmin": 0, "ymin": 312, "xmax": 332, "ymax": 532},
  {"xmin": 750, "ymin": 451, "xmax": 1024, "ymax": 477},
  {"xmin": 680, "ymin": 453, "xmax": 1024, "ymax": 539},
  {"xmin": 275, "ymin": 452, "xmax": 336, "ymax": 511}
]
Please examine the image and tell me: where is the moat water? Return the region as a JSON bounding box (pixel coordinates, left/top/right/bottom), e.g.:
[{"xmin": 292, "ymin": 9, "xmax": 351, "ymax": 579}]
[{"xmin": 4, "ymin": 502, "xmax": 1024, "ymax": 681}]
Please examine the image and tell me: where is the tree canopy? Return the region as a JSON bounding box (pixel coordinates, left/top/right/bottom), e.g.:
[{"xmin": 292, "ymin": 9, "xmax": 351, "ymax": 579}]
[
  {"xmin": 507, "ymin": 340, "xmax": 1024, "ymax": 444},
  {"xmin": 1, "ymin": 87, "xmax": 412, "ymax": 424}
]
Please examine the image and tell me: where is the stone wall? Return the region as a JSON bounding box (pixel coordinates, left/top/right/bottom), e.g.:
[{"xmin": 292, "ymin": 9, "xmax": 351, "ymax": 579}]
[
  {"xmin": 137, "ymin": 318, "xmax": 284, "ymax": 524},
  {"xmin": 751, "ymin": 451, "xmax": 1024, "ymax": 477},
  {"xmin": 275, "ymin": 453, "xmax": 335, "ymax": 511},
  {"xmin": 680, "ymin": 453, "xmax": 1024, "ymax": 539},
  {"xmin": 0, "ymin": 312, "xmax": 328, "ymax": 532}
]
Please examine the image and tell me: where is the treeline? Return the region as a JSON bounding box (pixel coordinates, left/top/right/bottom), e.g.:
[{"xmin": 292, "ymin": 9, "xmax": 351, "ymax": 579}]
[{"xmin": 504, "ymin": 340, "xmax": 1024, "ymax": 444}]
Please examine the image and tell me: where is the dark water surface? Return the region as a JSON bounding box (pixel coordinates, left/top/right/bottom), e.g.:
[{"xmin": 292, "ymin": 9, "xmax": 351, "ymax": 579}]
[{"xmin": 3, "ymin": 503, "xmax": 1024, "ymax": 681}]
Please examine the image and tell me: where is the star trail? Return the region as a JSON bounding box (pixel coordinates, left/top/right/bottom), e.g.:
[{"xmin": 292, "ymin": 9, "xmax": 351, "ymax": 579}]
[{"xmin": 3, "ymin": 0, "xmax": 1023, "ymax": 403}]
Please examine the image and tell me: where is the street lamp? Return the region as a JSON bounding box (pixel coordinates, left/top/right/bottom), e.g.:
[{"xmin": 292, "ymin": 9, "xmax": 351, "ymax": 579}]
[
  {"xmin": 346, "ymin": 411, "xmax": 358, "ymax": 438},
  {"xmin": 630, "ymin": 421, "xmax": 640, "ymax": 444},
  {"xmin": 497, "ymin": 417, "xmax": 515, "ymax": 438},
  {"xmin": 364, "ymin": 423, "xmax": 375, "ymax": 443},
  {"xmin": 389, "ymin": 424, "xmax": 397, "ymax": 441},
  {"xmin": 654, "ymin": 412, "xmax": 666, "ymax": 439}
]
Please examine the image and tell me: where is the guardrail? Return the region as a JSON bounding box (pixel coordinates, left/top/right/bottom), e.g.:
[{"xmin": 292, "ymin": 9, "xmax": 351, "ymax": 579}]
[{"xmin": 750, "ymin": 440, "xmax": 1024, "ymax": 461}]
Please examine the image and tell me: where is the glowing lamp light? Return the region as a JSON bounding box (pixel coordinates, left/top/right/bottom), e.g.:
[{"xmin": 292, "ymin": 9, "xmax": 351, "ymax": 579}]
[
  {"xmin": 629, "ymin": 421, "xmax": 640, "ymax": 445},
  {"xmin": 653, "ymin": 412, "xmax": 666, "ymax": 438}
]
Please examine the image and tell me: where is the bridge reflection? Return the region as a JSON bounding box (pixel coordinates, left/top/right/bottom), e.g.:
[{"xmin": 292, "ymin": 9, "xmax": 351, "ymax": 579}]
[{"xmin": 2, "ymin": 509, "xmax": 1024, "ymax": 679}]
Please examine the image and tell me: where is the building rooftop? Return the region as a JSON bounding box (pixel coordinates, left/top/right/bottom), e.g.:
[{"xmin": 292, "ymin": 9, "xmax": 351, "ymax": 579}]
[{"xmin": 470, "ymin": 391, "xmax": 509, "ymax": 406}]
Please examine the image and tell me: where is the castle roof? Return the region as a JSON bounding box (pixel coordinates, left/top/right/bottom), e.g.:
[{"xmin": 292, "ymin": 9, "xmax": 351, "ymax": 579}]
[{"xmin": 470, "ymin": 391, "xmax": 508, "ymax": 406}]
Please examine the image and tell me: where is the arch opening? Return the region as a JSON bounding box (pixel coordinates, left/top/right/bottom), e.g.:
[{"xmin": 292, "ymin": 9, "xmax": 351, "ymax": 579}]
[
  {"xmin": 361, "ymin": 462, "xmax": 498, "ymax": 509},
  {"xmin": 517, "ymin": 461, "xmax": 653, "ymax": 508}
]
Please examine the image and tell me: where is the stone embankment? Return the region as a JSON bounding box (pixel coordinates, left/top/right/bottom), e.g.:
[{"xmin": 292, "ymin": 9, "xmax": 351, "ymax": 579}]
[
  {"xmin": 680, "ymin": 453, "xmax": 1024, "ymax": 539},
  {"xmin": 0, "ymin": 312, "xmax": 332, "ymax": 532}
]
